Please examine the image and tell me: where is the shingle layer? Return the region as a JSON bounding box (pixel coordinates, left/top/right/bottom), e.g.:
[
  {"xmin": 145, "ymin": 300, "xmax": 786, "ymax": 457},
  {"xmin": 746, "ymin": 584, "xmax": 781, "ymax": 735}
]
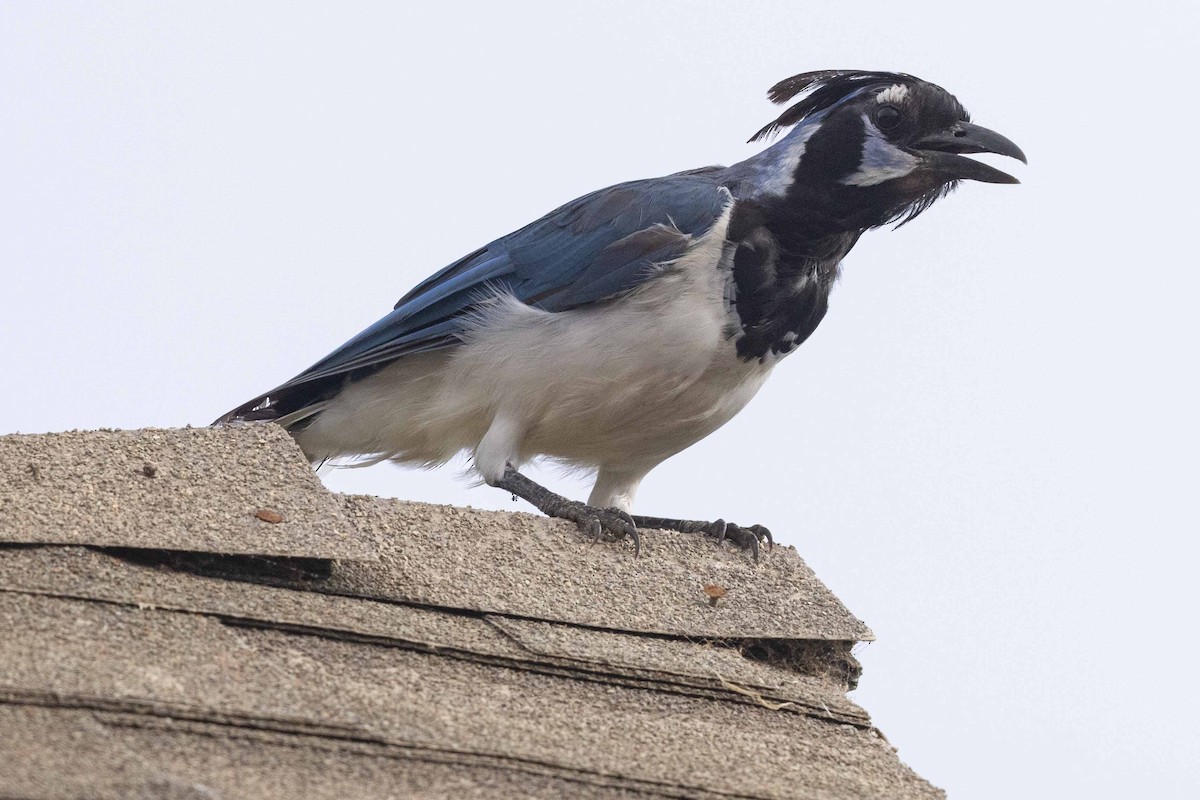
[
  {"xmin": 0, "ymin": 426, "xmax": 374, "ymax": 559},
  {"xmin": 0, "ymin": 425, "xmax": 942, "ymax": 799}
]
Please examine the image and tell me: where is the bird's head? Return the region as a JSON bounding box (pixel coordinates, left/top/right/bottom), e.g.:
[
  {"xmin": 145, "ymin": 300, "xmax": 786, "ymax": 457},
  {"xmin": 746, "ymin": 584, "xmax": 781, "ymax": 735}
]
[{"xmin": 750, "ymin": 70, "xmax": 1026, "ymax": 228}]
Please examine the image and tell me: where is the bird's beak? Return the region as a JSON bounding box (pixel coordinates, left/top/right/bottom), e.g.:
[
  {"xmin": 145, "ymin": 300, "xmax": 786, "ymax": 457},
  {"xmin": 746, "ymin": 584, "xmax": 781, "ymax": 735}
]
[{"xmin": 916, "ymin": 122, "xmax": 1027, "ymax": 184}]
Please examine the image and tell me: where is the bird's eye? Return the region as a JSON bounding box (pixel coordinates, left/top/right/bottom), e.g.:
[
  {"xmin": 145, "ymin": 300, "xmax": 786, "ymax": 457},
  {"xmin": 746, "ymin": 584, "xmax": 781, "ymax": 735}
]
[{"xmin": 876, "ymin": 105, "xmax": 902, "ymax": 131}]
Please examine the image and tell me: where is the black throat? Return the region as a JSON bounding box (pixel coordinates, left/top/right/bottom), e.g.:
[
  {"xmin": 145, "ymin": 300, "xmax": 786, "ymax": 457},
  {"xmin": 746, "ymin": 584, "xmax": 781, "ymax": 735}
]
[{"xmin": 724, "ymin": 195, "xmax": 862, "ymax": 362}]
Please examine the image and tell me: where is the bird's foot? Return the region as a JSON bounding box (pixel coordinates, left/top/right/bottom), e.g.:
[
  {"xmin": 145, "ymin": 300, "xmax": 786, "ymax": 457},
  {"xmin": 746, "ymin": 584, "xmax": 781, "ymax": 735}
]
[
  {"xmin": 547, "ymin": 499, "xmax": 640, "ymax": 553},
  {"xmin": 630, "ymin": 515, "xmax": 772, "ymax": 561},
  {"xmin": 495, "ymin": 467, "xmax": 640, "ymax": 556}
]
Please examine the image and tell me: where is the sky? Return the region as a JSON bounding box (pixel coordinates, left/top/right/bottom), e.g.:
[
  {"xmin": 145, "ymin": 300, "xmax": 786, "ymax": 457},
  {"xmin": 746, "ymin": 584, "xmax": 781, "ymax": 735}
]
[{"xmin": 2, "ymin": 2, "xmax": 1198, "ymax": 797}]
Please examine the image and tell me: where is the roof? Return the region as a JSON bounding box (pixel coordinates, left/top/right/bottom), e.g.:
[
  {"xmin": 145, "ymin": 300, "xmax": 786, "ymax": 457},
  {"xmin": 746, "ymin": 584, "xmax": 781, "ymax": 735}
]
[{"xmin": 0, "ymin": 425, "xmax": 942, "ymax": 799}]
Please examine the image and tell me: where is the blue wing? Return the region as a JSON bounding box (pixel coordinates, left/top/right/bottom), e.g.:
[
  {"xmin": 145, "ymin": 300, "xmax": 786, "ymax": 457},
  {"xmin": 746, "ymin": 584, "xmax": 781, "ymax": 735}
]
[{"xmin": 226, "ymin": 169, "xmax": 733, "ymax": 418}]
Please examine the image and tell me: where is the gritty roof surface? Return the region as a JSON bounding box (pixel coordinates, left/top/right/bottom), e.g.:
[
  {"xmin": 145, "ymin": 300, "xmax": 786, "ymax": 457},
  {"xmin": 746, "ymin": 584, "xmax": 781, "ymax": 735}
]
[
  {"xmin": 0, "ymin": 426, "xmax": 374, "ymax": 559},
  {"xmin": 0, "ymin": 425, "xmax": 941, "ymax": 800},
  {"xmin": 330, "ymin": 494, "xmax": 874, "ymax": 640}
]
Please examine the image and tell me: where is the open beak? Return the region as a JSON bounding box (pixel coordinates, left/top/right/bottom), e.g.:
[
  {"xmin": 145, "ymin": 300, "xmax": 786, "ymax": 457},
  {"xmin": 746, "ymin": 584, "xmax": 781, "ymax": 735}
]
[{"xmin": 916, "ymin": 121, "xmax": 1027, "ymax": 184}]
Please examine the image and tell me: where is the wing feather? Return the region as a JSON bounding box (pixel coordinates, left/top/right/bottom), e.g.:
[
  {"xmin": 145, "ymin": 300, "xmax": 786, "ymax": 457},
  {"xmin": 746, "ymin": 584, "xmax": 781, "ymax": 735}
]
[{"xmin": 217, "ymin": 170, "xmax": 732, "ymax": 422}]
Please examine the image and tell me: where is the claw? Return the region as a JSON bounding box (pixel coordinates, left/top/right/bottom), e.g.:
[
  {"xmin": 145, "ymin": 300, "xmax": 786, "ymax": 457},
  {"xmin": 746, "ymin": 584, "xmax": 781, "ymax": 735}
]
[
  {"xmin": 750, "ymin": 524, "xmax": 774, "ymax": 550},
  {"xmin": 715, "ymin": 523, "xmax": 761, "ymax": 562},
  {"xmin": 707, "ymin": 520, "xmax": 761, "ymax": 561},
  {"xmin": 743, "ymin": 527, "xmax": 761, "ymax": 562},
  {"xmin": 628, "ymin": 512, "xmax": 774, "ymax": 561},
  {"xmin": 611, "ymin": 509, "xmax": 640, "ymax": 558},
  {"xmin": 581, "ymin": 507, "xmax": 639, "ymax": 557}
]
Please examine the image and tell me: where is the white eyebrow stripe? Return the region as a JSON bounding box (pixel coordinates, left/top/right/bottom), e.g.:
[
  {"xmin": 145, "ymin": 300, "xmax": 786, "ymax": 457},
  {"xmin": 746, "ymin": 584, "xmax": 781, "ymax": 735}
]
[{"xmin": 876, "ymin": 84, "xmax": 909, "ymax": 105}]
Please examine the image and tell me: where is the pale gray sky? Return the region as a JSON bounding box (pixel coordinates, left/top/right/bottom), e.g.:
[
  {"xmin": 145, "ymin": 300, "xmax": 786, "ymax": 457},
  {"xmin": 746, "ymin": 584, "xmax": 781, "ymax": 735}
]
[{"xmin": 2, "ymin": 2, "xmax": 1197, "ymax": 796}]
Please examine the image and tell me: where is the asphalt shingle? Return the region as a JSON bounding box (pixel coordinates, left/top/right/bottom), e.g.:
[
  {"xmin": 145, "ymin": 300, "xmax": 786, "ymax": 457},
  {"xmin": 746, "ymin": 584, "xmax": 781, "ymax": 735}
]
[
  {"xmin": 0, "ymin": 425, "xmax": 941, "ymax": 799},
  {"xmin": 0, "ymin": 426, "xmax": 374, "ymax": 559},
  {"xmin": 329, "ymin": 494, "xmax": 873, "ymax": 641}
]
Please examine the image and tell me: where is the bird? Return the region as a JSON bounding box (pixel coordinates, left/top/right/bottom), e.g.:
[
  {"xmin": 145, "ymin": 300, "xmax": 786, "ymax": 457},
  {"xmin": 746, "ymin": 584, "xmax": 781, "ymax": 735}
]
[{"xmin": 217, "ymin": 69, "xmax": 1025, "ymax": 558}]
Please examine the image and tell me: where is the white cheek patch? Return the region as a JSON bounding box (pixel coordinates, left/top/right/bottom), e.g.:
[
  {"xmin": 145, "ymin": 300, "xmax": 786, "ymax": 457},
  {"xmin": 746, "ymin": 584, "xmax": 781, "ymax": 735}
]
[
  {"xmin": 839, "ymin": 116, "xmax": 919, "ymax": 187},
  {"xmin": 876, "ymin": 83, "xmax": 909, "ymax": 105}
]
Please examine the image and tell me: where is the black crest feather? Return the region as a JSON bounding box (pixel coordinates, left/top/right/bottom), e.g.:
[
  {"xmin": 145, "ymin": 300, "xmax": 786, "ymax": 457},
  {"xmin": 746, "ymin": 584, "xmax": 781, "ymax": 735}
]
[{"xmin": 749, "ymin": 69, "xmax": 917, "ymax": 143}]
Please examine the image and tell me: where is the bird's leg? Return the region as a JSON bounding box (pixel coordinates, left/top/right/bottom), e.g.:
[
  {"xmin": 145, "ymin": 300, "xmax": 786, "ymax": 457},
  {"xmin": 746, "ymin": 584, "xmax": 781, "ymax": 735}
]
[
  {"xmin": 630, "ymin": 515, "xmax": 772, "ymax": 561},
  {"xmin": 495, "ymin": 466, "xmax": 641, "ymax": 556}
]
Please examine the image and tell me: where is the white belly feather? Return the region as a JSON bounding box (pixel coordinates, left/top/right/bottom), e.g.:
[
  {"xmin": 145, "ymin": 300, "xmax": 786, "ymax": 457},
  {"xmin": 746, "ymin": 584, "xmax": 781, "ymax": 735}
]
[{"xmin": 295, "ymin": 204, "xmax": 775, "ymax": 507}]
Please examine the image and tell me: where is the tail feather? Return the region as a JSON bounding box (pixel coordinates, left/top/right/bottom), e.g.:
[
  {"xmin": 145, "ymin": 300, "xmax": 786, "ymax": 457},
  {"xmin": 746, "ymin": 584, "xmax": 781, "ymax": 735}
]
[
  {"xmin": 212, "ymin": 375, "xmax": 343, "ymax": 429},
  {"xmin": 273, "ymin": 400, "xmax": 330, "ymax": 430},
  {"xmin": 212, "ymin": 393, "xmax": 277, "ymax": 425}
]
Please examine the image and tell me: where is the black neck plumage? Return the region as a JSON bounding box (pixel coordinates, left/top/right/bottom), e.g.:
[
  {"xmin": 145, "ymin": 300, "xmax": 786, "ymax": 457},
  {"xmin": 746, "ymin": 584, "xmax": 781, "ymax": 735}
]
[{"xmin": 724, "ymin": 194, "xmax": 863, "ymax": 362}]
